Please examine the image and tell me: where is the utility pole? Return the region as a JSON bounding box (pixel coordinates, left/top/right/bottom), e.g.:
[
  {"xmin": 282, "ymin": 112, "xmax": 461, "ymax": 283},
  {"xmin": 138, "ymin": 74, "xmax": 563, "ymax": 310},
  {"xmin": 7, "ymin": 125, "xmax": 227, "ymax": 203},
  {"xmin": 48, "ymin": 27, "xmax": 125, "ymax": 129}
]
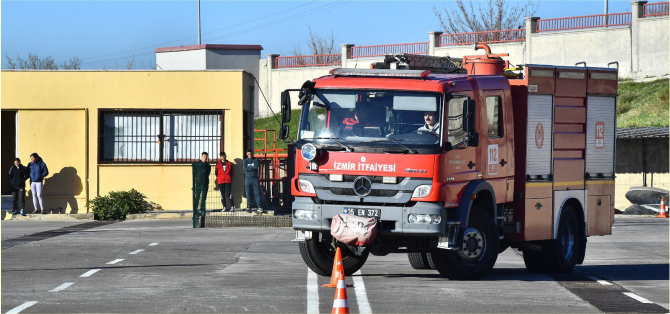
[
  {"xmin": 604, "ymin": 0, "xmax": 609, "ymax": 27},
  {"xmin": 198, "ymin": 0, "xmax": 201, "ymax": 45}
]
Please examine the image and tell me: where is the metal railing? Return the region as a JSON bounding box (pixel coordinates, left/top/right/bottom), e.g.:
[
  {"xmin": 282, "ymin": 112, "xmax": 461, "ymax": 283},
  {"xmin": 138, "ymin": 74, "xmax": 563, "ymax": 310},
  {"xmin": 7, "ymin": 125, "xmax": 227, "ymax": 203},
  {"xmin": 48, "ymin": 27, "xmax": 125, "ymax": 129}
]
[
  {"xmin": 537, "ymin": 12, "xmax": 632, "ymax": 32},
  {"xmin": 275, "ymin": 54, "xmax": 341, "ymax": 68},
  {"xmin": 439, "ymin": 29, "xmax": 526, "ymax": 46},
  {"xmin": 351, "ymin": 42, "xmax": 429, "ymax": 58},
  {"xmin": 644, "ymin": 2, "xmax": 669, "ymax": 17}
]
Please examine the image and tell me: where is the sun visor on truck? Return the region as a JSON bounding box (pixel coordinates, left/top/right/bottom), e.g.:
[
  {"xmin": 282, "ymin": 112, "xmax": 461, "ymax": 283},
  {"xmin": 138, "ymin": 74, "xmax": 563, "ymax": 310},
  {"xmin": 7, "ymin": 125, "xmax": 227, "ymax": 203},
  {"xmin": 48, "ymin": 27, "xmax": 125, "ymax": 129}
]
[
  {"xmin": 316, "ymin": 92, "xmax": 357, "ymax": 109},
  {"xmin": 393, "ymin": 95, "xmax": 438, "ymax": 111}
]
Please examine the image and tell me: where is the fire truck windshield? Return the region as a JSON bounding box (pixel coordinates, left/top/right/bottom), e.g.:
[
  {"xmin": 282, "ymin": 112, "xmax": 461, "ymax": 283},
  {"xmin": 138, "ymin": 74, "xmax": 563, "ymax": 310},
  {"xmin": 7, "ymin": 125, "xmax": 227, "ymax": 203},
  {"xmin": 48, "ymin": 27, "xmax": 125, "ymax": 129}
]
[{"xmin": 299, "ymin": 90, "xmax": 443, "ymax": 150}]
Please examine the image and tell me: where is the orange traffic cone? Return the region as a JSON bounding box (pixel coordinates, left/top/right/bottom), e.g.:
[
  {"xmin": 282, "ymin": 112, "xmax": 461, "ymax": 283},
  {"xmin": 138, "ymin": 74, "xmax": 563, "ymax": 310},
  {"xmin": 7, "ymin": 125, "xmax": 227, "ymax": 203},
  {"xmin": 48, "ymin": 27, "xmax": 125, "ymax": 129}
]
[
  {"xmin": 332, "ymin": 271, "xmax": 350, "ymax": 314},
  {"xmin": 323, "ymin": 247, "xmax": 353, "ymax": 288},
  {"xmin": 656, "ymin": 197, "xmax": 667, "ymax": 218}
]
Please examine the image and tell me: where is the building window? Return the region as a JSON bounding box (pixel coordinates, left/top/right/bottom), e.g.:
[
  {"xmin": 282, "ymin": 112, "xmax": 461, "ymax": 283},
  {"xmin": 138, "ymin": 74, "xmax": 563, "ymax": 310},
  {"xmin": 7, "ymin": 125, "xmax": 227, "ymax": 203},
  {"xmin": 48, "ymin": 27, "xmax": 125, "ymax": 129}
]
[
  {"xmin": 99, "ymin": 110, "xmax": 224, "ymax": 163},
  {"xmin": 486, "ymin": 96, "xmax": 503, "ymax": 138}
]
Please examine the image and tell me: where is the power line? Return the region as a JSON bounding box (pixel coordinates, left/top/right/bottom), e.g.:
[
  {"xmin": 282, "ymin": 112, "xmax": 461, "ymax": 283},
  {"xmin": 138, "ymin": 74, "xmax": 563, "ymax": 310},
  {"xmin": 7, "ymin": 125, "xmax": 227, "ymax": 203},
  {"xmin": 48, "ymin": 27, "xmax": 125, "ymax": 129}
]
[
  {"xmin": 81, "ymin": 1, "xmax": 350, "ymax": 68},
  {"xmin": 204, "ymin": 1, "xmax": 349, "ymax": 42},
  {"xmin": 80, "ymin": 1, "xmax": 319, "ymax": 62}
]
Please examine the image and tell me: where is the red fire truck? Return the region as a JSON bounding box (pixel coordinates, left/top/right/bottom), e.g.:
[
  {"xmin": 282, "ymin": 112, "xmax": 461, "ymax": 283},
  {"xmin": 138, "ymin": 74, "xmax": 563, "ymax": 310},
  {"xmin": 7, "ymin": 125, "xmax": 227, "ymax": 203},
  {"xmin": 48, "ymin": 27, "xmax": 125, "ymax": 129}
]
[{"xmin": 280, "ymin": 43, "xmax": 617, "ymax": 280}]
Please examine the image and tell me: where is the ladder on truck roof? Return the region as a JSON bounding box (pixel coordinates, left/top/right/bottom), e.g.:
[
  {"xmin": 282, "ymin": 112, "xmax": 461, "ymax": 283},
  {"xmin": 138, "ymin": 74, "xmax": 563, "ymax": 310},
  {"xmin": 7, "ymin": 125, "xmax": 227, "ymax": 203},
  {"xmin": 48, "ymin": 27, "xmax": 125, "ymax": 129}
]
[{"xmin": 372, "ymin": 53, "xmax": 466, "ymax": 74}]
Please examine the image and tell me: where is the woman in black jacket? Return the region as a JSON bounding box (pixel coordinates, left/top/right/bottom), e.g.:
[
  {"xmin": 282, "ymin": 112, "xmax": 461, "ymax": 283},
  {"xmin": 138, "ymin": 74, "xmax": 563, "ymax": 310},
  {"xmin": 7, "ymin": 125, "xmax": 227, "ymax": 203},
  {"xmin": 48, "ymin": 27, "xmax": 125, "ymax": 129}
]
[{"xmin": 8, "ymin": 158, "xmax": 29, "ymax": 216}]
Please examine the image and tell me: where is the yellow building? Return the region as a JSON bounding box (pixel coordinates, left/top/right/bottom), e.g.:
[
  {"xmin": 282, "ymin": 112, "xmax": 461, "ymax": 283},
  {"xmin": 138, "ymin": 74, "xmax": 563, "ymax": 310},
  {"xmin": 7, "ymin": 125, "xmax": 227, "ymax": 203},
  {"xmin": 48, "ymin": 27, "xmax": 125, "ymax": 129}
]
[{"xmin": 1, "ymin": 70, "xmax": 255, "ymax": 215}]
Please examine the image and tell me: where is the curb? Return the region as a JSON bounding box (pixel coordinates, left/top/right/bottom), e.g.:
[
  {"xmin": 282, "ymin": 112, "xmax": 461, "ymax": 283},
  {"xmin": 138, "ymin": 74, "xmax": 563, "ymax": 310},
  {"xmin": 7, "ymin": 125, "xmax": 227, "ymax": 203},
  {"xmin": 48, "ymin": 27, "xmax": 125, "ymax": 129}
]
[{"xmin": 2, "ymin": 213, "xmax": 94, "ymax": 221}]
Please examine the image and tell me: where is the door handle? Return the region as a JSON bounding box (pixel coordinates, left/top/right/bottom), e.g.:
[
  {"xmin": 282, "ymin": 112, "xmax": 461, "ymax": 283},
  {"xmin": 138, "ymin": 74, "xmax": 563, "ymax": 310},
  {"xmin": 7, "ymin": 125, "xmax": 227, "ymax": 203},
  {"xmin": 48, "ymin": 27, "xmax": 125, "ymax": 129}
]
[{"xmin": 500, "ymin": 160, "xmax": 508, "ymax": 166}]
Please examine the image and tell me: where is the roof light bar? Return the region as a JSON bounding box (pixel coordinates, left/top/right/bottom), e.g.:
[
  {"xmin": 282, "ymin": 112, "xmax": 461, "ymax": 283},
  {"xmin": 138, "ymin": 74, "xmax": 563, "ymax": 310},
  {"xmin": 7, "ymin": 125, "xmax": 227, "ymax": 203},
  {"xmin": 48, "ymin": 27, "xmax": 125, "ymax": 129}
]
[{"xmin": 330, "ymin": 68, "xmax": 431, "ymax": 78}]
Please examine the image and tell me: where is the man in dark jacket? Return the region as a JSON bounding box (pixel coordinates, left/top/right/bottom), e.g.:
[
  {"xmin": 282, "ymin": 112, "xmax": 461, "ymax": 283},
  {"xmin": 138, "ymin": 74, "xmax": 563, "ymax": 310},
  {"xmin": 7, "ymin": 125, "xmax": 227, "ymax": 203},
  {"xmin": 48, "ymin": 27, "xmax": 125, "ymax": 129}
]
[
  {"xmin": 243, "ymin": 148, "xmax": 263, "ymax": 213},
  {"xmin": 8, "ymin": 158, "xmax": 29, "ymax": 216},
  {"xmin": 192, "ymin": 152, "xmax": 211, "ymax": 228},
  {"xmin": 27, "ymin": 153, "xmax": 49, "ymax": 214}
]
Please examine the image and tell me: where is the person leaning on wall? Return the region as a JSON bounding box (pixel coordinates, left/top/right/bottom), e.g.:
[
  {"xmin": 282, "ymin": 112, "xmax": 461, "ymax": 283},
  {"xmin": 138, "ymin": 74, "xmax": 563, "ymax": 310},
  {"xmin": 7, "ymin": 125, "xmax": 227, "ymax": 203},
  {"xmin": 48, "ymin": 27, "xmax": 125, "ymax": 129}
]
[
  {"xmin": 243, "ymin": 148, "xmax": 263, "ymax": 214},
  {"xmin": 8, "ymin": 158, "xmax": 29, "ymax": 216},
  {"xmin": 215, "ymin": 151, "xmax": 234, "ymax": 212},
  {"xmin": 27, "ymin": 153, "xmax": 49, "ymax": 214}
]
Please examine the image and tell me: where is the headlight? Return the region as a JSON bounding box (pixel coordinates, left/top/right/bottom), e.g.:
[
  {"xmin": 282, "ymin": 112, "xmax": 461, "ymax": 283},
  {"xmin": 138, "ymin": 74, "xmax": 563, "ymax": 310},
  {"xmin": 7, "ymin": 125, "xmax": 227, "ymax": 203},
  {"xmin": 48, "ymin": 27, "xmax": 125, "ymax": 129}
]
[
  {"xmin": 298, "ymin": 179, "xmax": 315, "ymax": 194},
  {"xmin": 412, "ymin": 185, "xmax": 432, "ymax": 198},
  {"xmin": 301, "ymin": 144, "xmax": 317, "ymax": 161},
  {"xmin": 294, "ymin": 210, "xmax": 317, "ymax": 220},
  {"xmin": 408, "ymin": 214, "xmax": 442, "ymax": 224}
]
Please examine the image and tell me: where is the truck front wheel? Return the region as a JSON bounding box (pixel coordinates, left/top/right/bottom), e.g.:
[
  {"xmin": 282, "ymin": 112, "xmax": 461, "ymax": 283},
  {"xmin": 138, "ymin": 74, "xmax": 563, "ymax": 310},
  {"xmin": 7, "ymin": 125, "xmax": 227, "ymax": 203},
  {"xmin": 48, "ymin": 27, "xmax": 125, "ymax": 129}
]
[
  {"xmin": 408, "ymin": 253, "xmax": 436, "ymax": 270},
  {"xmin": 298, "ymin": 232, "xmax": 369, "ymax": 276},
  {"xmin": 431, "ymin": 206, "xmax": 499, "ymax": 280}
]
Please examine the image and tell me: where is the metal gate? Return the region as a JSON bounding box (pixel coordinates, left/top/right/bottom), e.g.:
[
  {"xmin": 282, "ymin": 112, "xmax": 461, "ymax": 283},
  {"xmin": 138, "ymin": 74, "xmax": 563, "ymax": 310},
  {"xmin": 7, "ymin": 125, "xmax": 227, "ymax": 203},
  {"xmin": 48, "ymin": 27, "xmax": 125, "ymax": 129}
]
[{"xmin": 204, "ymin": 130, "xmax": 294, "ymax": 227}]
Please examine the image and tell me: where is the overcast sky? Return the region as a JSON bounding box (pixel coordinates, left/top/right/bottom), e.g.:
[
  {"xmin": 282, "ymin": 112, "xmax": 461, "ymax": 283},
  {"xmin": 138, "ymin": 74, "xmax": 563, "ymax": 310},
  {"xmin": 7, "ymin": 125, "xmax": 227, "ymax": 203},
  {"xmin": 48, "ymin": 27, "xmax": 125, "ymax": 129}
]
[{"xmin": 2, "ymin": 1, "xmax": 644, "ymax": 69}]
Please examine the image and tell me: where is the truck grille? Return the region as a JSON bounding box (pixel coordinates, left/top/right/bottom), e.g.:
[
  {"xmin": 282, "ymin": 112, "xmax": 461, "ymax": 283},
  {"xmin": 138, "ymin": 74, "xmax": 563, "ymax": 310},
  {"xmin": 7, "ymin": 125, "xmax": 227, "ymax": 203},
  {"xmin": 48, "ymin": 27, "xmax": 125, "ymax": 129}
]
[
  {"xmin": 328, "ymin": 187, "xmax": 399, "ymax": 197},
  {"xmin": 328, "ymin": 175, "xmax": 406, "ymax": 184}
]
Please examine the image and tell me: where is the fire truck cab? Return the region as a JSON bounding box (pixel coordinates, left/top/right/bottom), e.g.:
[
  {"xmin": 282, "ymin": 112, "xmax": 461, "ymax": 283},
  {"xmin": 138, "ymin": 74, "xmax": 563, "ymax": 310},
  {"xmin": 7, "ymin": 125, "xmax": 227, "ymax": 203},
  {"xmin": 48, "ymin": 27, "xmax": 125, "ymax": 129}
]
[{"xmin": 281, "ymin": 44, "xmax": 617, "ymax": 280}]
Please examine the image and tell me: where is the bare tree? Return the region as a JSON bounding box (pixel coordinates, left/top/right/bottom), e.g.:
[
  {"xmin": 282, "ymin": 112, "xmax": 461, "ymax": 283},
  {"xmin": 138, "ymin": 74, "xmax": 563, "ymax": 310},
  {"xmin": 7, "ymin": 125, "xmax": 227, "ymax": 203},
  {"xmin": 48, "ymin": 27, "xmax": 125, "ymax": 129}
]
[
  {"xmin": 434, "ymin": 0, "xmax": 538, "ymax": 43},
  {"xmin": 126, "ymin": 54, "xmax": 135, "ymax": 70},
  {"xmin": 61, "ymin": 56, "xmax": 82, "ymax": 70},
  {"xmin": 5, "ymin": 53, "xmax": 82, "ymax": 70},
  {"xmin": 291, "ymin": 25, "xmax": 338, "ymax": 66}
]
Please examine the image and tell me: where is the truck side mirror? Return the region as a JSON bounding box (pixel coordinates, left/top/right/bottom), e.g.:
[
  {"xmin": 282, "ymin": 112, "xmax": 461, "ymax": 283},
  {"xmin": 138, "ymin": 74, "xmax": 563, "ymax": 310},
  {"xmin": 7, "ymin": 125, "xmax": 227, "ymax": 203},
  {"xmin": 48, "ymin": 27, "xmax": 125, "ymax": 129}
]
[
  {"xmin": 280, "ymin": 90, "xmax": 291, "ymax": 141},
  {"xmin": 281, "ymin": 91, "xmax": 291, "ymax": 124}
]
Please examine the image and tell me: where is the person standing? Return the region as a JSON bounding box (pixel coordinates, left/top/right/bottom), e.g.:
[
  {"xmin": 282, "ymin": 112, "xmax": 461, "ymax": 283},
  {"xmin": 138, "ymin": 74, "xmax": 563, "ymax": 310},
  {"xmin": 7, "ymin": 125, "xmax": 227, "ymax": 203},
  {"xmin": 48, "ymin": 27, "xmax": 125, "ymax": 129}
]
[
  {"xmin": 215, "ymin": 152, "xmax": 234, "ymax": 212},
  {"xmin": 243, "ymin": 148, "xmax": 263, "ymax": 213},
  {"xmin": 192, "ymin": 152, "xmax": 211, "ymax": 228},
  {"xmin": 8, "ymin": 158, "xmax": 29, "ymax": 216},
  {"xmin": 27, "ymin": 153, "xmax": 49, "ymax": 214}
]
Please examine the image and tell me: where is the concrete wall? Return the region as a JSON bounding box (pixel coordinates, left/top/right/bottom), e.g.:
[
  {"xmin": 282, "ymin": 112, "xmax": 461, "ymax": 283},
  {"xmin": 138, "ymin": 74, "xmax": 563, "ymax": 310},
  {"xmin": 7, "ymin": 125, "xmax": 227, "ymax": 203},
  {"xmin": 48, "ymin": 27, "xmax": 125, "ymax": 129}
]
[
  {"xmin": 256, "ymin": 15, "xmax": 668, "ymax": 118},
  {"xmin": 1, "ymin": 71, "xmax": 253, "ymax": 212},
  {"xmin": 156, "ymin": 50, "xmax": 207, "ymax": 70},
  {"xmin": 637, "ymin": 17, "xmax": 670, "ymax": 78},
  {"xmin": 530, "ymin": 27, "xmax": 632, "ymax": 76}
]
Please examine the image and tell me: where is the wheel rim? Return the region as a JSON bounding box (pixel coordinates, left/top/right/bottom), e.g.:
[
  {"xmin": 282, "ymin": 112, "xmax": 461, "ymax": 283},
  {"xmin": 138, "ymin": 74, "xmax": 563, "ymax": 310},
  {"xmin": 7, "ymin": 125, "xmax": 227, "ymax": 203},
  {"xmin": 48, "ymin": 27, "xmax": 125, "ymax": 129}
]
[
  {"xmin": 457, "ymin": 227, "xmax": 485, "ymax": 263},
  {"xmin": 560, "ymin": 220, "xmax": 576, "ymax": 262}
]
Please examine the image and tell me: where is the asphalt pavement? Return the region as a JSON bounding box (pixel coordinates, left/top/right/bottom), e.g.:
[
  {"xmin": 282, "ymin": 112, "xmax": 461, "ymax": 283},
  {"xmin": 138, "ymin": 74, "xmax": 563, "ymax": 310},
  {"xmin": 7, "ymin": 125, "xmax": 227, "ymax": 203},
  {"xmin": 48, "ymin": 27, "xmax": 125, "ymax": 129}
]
[{"xmin": 1, "ymin": 216, "xmax": 667, "ymax": 313}]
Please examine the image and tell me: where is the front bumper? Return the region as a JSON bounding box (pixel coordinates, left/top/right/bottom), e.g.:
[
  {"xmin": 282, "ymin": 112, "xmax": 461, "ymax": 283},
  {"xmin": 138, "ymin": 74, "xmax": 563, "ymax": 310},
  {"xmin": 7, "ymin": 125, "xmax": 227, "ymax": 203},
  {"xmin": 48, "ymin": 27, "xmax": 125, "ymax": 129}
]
[{"xmin": 291, "ymin": 197, "xmax": 446, "ymax": 236}]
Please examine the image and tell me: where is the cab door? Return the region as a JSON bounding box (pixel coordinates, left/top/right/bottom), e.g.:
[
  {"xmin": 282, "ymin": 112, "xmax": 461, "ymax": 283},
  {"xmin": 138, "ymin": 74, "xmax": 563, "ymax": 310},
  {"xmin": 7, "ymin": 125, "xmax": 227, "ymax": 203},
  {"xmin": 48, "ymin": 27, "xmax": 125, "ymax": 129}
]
[{"xmin": 481, "ymin": 90, "xmax": 509, "ymax": 203}]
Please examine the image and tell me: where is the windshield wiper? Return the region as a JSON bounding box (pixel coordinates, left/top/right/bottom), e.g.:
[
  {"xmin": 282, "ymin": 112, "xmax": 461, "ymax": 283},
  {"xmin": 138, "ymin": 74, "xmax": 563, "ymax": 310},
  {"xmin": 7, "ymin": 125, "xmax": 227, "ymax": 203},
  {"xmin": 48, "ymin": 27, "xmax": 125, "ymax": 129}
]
[
  {"xmin": 368, "ymin": 139, "xmax": 418, "ymax": 154},
  {"xmin": 312, "ymin": 137, "xmax": 354, "ymax": 152}
]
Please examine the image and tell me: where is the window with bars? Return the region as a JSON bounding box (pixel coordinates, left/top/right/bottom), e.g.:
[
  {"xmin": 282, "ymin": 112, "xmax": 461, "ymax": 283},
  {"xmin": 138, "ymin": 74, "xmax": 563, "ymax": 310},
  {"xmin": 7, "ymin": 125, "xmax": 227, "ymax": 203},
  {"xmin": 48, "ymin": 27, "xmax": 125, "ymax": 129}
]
[{"xmin": 99, "ymin": 109, "xmax": 225, "ymax": 163}]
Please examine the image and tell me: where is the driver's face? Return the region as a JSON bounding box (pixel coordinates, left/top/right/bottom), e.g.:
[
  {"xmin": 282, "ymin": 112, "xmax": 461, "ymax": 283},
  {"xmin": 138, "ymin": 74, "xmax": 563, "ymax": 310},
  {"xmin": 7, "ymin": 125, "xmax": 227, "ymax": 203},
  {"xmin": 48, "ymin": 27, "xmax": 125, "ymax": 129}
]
[{"xmin": 424, "ymin": 112, "xmax": 437, "ymax": 126}]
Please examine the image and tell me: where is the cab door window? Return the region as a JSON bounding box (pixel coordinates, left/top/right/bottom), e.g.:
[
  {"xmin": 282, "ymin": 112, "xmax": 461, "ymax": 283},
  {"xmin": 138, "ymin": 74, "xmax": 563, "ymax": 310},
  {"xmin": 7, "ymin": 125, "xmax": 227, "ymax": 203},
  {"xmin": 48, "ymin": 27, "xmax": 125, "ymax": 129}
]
[{"xmin": 486, "ymin": 96, "xmax": 503, "ymax": 138}]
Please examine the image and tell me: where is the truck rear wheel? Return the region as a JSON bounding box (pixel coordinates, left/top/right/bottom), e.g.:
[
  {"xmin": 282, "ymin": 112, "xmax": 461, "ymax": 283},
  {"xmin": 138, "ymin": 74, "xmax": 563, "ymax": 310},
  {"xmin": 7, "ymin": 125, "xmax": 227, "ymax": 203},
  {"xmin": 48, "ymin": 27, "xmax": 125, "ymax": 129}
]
[
  {"xmin": 543, "ymin": 207, "xmax": 580, "ymax": 273},
  {"xmin": 431, "ymin": 206, "xmax": 499, "ymax": 280},
  {"xmin": 522, "ymin": 207, "xmax": 580, "ymax": 274},
  {"xmin": 408, "ymin": 253, "xmax": 434, "ymax": 270},
  {"xmin": 298, "ymin": 232, "xmax": 369, "ymax": 276}
]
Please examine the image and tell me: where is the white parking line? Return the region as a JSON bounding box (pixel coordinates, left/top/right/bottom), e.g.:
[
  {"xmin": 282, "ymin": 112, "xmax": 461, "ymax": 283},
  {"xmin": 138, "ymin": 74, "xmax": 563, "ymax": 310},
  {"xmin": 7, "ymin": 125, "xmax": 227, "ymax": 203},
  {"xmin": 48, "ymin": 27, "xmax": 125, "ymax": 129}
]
[
  {"xmin": 587, "ymin": 276, "xmax": 613, "ymax": 285},
  {"xmin": 623, "ymin": 292, "xmax": 654, "ymax": 304},
  {"xmin": 129, "ymin": 249, "xmax": 145, "ymax": 255},
  {"xmin": 80, "ymin": 269, "xmax": 101, "ymax": 278},
  {"xmin": 307, "ymin": 269, "xmax": 319, "ymax": 314},
  {"xmin": 353, "ymin": 270, "xmax": 372, "ymax": 314},
  {"xmin": 106, "ymin": 259, "xmax": 124, "ymax": 265},
  {"xmin": 6, "ymin": 301, "xmax": 38, "ymax": 314},
  {"xmin": 49, "ymin": 282, "xmax": 74, "ymax": 292},
  {"xmin": 148, "ymin": 243, "xmax": 159, "ymax": 246}
]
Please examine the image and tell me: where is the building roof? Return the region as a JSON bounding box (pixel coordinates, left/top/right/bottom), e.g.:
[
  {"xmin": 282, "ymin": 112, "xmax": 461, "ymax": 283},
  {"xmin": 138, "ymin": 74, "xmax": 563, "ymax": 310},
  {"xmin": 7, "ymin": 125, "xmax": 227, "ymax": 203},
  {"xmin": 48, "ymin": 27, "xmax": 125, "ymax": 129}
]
[
  {"xmin": 155, "ymin": 44, "xmax": 263, "ymax": 53},
  {"xmin": 616, "ymin": 127, "xmax": 669, "ymax": 139}
]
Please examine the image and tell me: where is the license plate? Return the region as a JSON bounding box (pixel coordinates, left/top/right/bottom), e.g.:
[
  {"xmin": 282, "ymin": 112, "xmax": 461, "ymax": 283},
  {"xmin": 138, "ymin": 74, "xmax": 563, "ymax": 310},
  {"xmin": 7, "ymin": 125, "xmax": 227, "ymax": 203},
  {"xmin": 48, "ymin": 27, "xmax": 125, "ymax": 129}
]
[{"xmin": 344, "ymin": 208, "xmax": 380, "ymax": 218}]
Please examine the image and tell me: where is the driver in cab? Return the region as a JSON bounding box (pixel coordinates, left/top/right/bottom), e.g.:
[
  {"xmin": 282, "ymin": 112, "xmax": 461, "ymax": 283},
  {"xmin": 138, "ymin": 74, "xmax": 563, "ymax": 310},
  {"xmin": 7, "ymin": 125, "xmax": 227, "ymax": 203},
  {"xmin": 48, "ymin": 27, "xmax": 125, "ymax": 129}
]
[{"xmin": 417, "ymin": 111, "xmax": 440, "ymax": 135}]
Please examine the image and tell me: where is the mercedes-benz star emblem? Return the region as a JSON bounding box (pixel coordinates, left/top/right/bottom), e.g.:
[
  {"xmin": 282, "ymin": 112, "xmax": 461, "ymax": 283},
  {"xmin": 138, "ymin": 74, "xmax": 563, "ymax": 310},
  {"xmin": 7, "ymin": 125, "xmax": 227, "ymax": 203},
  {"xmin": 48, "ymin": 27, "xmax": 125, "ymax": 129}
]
[{"xmin": 352, "ymin": 176, "xmax": 372, "ymax": 197}]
